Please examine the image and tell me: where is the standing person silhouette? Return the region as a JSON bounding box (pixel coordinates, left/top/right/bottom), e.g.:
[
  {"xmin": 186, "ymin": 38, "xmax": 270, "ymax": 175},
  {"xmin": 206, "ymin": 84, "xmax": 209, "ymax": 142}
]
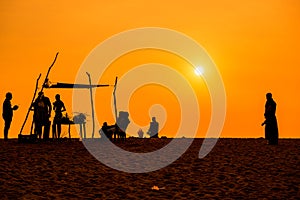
[
  {"xmin": 147, "ymin": 117, "xmax": 159, "ymax": 138},
  {"xmin": 52, "ymin": 94, "xmax": 66, "ymax": 139},
  {"xmin": 262, "ymin": 93, "xmax": 279, "ymax": 145},
  {"xmin": 2, "ymin": 92, "xmax": 18, "ymax": 140},
  {"xmin": 32, "ymin": 92, "xmax": 52, "ymax": 140}
]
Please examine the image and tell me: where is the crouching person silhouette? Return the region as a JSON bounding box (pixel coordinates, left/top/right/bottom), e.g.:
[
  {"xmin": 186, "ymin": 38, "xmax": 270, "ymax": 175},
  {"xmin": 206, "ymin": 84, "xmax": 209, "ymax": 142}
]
[{"xmin": 100, "ymin": 122, "xmax": 114, "ymax": 140}]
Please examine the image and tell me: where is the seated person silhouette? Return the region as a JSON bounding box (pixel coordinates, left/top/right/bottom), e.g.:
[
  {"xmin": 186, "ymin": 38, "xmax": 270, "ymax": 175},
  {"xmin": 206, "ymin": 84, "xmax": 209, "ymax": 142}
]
[
  {"xmin": 100, "ymin": 122, "xmax": 114, "ymax": 140},
  {"xmin": 147, "ymin": 117, "xmax": 159, "ymax": 138}
]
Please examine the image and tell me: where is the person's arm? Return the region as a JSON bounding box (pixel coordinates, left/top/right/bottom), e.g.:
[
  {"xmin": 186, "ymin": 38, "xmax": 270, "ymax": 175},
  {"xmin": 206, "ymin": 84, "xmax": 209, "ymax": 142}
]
[
  {"xmin": 47, "ymin": 99, "xmax": 52, "ymax": 117},
  {"xmin": 61, "ymin": 102, "xmax": 66, "ymax": 112},
  {"xmin": 31, "ymin": 99, "xmax": 37, "ymax": 111},
  {"xmin": 12, "ymin": 105, "xmax": 19, "ymax": 110},
  {"xmin": 53, "ymin": 103, "xmax": 57, "ymax": 112},
  {"xmin": 2, "ymin": 101, "xmax": 10, "ymax": 119}
]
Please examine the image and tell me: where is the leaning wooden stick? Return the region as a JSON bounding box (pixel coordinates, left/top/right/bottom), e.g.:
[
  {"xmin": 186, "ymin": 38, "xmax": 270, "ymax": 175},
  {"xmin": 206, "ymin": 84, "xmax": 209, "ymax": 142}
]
[
  {"xmin": 113, "ymin": 77, "xmax": 118, "ymax": 121},
  {"xmin": 19, "ymin": 73, "xmax": 41, "ymax": 135},
  {"xmin": 19, "ymin": 52, "xmax": 59, "ymax": 135},
  {"xmin": 40, "ymin": 52, "xmax": 59, "ymax": 93},
  {"xmin": 86, "ymin": 72, "xmax": 95, "ymax": 138}
]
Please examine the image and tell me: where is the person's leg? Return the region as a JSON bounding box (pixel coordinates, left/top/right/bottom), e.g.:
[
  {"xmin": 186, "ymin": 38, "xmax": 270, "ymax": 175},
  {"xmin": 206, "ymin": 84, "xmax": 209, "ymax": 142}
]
[
  {"xmin": 113, "ymin": 131, "xmax": 116, "ymax": 141},
  {"xmin": 4, "ymin": 119, "xmax": 11, "ymax": 140},
  {"xmin": 108, "ymin": 130, "xmax": 113, "ymax": 140},
  {"xmin": 120, "ymin": 131, "xmax": 126, "ymax": 141},
  {"xmin": 42, "ymin": 121, "xmax": 46, "ymax": 140},
  {"xmin": 269, "ymin": 119, "xmax": 278, "ymax": 145},
  {"xmin": 57, "ymin": 122, "xmax": 61, "ymax": 139},
  {"xmin": 43, "ymin": 120, "xmax": 51, "ymax": 141},
  {"xmin": 265, "ymin": 124, "xmax": 271, "ymax": 144},
  {"xmin": 274, "ymin": 120, "xmax": 279, "ymax": 145},
  {"xmin": 52, "ymin": 122, "xmax": 57, "ymax": 139},
  {"xmin": 35, "ymin": 122, "xmax": 42, "ymax": 139}
]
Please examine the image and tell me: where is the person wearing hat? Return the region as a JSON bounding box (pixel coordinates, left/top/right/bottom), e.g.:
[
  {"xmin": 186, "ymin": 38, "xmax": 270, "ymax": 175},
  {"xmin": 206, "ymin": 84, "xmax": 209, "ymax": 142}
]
[
  {"xmin": 32, "ymin": 91, "xmax": 52, "ymax": 140},
  {"xmin": 2, "ymin": 92, "xmax": 18, "ymax": 140}
]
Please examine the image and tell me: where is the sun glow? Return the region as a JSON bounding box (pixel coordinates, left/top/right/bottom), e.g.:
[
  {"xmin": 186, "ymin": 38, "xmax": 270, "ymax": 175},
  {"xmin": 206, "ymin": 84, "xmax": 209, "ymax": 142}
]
[{"xmin": 194, "ymin": 66, "xmax": 204, "ymax": 76}]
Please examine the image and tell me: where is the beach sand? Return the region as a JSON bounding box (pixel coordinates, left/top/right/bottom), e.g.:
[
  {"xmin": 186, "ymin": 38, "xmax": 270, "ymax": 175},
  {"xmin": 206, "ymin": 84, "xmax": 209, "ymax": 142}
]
[{"xmin": 0, "ymin": 138, "xmax": 299, "ymax": 199}]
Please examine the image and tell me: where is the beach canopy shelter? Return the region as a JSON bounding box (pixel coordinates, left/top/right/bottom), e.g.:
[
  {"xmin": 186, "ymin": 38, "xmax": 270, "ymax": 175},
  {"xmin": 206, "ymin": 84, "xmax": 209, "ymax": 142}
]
[{"xmin": 44, "ymin": 81, "xmax": 109, "ymax": 89}]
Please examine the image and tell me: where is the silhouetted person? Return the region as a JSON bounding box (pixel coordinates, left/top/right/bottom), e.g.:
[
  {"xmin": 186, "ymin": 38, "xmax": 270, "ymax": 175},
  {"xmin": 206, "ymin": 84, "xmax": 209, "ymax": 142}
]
[
  {"xmin": 2, "ymin": 92, "xmax": 18, "ymax": 140},
  {"xmin": 52, "ymin": 94, "xmax": 66, "ymax": 139},
  {"xmin": 261, "ymin": 93, "xmax": 279, "ymax": 145},
  {"xmin": 100, "ymin": 122, "xmax": 113, "ymax": 140},
  {"xmin": 138, "ymin": 129, "xmax": 144, "ymax": 138},
  {"xmin": 147, "ymin": 117, "xmax": 159, "ymax": 138},
  {"xmin": 32, "ymin": 92, "xmax": 52, "ymax": 140}
]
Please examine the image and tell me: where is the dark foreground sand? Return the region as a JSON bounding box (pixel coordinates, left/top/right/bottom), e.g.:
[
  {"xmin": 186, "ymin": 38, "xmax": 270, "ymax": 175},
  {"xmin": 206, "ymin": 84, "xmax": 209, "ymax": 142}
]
[{"xmin": 0, "ymin": 138, "xmax": 299, "ymax": 199}]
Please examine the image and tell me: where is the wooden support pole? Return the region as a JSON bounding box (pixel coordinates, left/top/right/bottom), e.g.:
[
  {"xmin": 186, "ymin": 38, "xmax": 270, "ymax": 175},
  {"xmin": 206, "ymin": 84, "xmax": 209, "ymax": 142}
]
[{"xmin": 86, "ymin": 72, "xmax": 95, "ymax": 138}]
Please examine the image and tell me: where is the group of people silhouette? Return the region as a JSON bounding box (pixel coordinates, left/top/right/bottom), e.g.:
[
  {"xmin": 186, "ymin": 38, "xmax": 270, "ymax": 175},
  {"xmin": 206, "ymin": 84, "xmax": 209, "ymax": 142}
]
[
  {"xmin": 31, "ymin": 92, "xmax": 66, "ymax": 140},
  {"xmin": 100, "ymin": 111, "xmax": 131, "ymax": 141},
  {"xmin": 100, "ymin": 115, "xmax": 159, "ymax": 141},
  {"xmin": 3, "ymin": 91, "xmax": 279, "ymax": 144},
  {"xmin": 2, "ymin": 91, "xmax": 66, "ymax": 141}
]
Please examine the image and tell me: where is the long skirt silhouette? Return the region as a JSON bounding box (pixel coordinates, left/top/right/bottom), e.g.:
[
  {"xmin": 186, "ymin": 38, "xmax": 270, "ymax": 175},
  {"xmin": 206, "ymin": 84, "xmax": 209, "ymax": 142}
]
[{"xmin": 265, "ymin": 117, "xmax": 279, "ymax": 145}]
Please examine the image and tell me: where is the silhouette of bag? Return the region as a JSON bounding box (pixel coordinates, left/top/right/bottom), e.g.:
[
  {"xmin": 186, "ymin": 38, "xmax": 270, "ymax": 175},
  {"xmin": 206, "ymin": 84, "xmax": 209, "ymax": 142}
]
[{"xmin": 18, "ymin": 133, "xmax": 37, "ymax": 143}]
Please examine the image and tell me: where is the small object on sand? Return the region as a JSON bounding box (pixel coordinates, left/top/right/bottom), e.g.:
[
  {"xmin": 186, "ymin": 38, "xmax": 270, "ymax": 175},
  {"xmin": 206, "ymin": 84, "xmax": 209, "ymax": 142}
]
[
  {"xmin": 152, "ymin": 186, "xmax": 159, "ymax": 190},
  {"xmin": 151, "ymin": 185, "xmax": 165, "ymax": 190}
]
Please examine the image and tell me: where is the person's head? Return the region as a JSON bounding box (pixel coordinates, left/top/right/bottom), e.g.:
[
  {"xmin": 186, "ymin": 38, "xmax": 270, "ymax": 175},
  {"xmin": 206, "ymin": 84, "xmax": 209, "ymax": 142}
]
[
  {"xmin": 5, "ymin": 92, "xmax": 12, "ymax": 100},
  {"xmin": 266, "ymin": 93, "xmax": 272, "ymax": 100},
  {"xmin": 152, "ymin": 117, "xmax": 156, "ymax": 122},
  {"xmin": 55, "ymin": 94, "xmax": 60, "ymax": 101},
  {"xmin": 38, "ymin": 91, "xmax": 44, "ymax": 97}
]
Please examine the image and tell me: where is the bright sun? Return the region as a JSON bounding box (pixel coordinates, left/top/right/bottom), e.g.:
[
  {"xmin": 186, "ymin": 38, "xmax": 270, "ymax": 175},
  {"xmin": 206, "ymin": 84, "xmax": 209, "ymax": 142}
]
[{"xmin": 194, "ymin": 66, "xmax": 204, "ymax": 76}]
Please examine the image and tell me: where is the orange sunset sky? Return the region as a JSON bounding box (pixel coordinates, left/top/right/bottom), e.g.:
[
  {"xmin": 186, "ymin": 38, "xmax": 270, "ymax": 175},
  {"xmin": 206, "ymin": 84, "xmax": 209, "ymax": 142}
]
[{"xmin": 1, "ymin": 0, "xmax": 299, "ymax": 138}]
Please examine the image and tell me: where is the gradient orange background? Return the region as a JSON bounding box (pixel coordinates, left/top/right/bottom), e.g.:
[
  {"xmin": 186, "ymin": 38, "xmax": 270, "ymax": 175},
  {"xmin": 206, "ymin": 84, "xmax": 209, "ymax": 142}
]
[{"xmin": 1, "ymin": 0, "xmax": 299, "ymax": 138}]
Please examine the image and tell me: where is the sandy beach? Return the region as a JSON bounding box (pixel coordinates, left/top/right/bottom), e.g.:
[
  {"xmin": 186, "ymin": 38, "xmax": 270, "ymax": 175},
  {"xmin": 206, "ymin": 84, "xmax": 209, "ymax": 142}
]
[{"xmin": 0, "ymin": 138, "xmax": 299, "ymax": 199}]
